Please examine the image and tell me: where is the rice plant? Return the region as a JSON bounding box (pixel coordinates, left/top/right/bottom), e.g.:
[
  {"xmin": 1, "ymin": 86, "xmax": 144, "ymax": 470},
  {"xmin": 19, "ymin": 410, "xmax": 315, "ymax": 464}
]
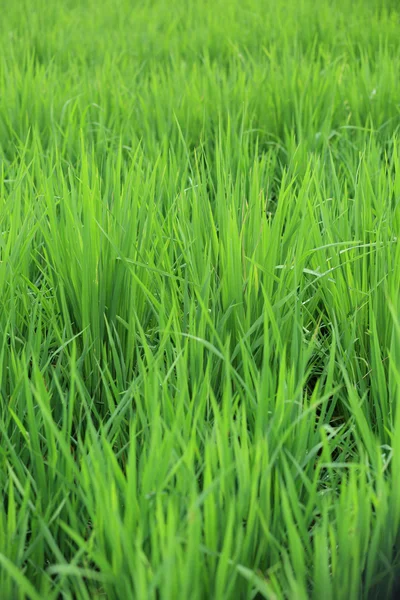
[{"xmin": 1, "ymin": 0, "xmax": 400, "ymax": 598}]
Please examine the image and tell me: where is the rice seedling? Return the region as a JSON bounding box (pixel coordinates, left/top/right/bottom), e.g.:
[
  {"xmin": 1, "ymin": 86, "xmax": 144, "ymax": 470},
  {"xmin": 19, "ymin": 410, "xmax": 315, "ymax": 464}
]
[{"xmin": 1, "ymin": 0, "xmax": 400, "ymax": 598}]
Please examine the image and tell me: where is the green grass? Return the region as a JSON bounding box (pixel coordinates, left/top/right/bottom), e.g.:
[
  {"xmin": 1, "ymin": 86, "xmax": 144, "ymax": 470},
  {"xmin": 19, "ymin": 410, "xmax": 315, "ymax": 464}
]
[{"xmin": 1, "ymin": 0, "xmax": 400, "ymax": 597}]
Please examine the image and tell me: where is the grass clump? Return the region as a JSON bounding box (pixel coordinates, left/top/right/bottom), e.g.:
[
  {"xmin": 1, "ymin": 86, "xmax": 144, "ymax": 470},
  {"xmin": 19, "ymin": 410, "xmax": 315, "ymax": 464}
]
[{"xmin": 1, "ymin": 0, "xmax": 400, "ymax": 598}]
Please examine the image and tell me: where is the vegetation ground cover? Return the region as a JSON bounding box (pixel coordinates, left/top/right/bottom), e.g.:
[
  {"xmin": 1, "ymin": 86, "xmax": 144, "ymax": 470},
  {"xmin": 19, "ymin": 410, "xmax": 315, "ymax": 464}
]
[{"xmin": 1, "ymin": 0, "xmax": 400, "ymax": 598}]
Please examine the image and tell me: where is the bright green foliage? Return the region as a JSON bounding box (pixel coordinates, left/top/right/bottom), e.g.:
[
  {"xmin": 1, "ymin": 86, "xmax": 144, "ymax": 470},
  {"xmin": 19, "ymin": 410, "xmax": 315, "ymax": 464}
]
[{"xmin": 1, "ymin": 0, "xmax": 400, "ymax": 598}]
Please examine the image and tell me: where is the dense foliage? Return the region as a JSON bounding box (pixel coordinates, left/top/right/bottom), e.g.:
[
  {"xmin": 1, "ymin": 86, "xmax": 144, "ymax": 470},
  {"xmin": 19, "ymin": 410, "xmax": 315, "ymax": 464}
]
[{"xmin": 1, "ymin": 0, "xmax": 400, "ymax": 598}]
